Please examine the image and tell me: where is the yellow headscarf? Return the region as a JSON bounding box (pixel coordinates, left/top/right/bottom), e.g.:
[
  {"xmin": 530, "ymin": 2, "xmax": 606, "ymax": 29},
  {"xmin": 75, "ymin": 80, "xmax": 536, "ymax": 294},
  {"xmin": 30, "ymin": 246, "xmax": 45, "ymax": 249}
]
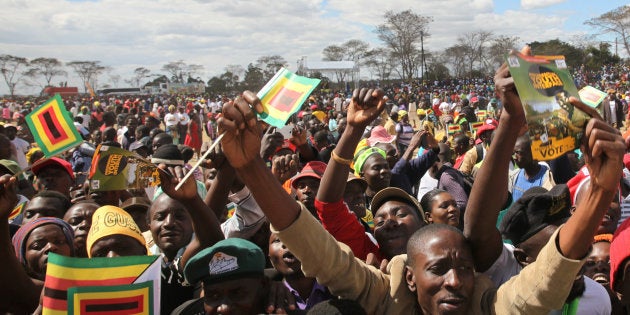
[{"xmin": 86, "ymin": 206, "xmax": 146, "ymax": 258}]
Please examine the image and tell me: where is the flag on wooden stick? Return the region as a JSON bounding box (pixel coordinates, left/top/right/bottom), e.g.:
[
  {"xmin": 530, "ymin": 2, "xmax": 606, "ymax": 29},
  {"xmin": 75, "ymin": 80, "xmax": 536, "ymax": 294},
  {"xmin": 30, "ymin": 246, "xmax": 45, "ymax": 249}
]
[{"xmin": 257, "ymin": 68, "xmax": 320, "ymax": 127}]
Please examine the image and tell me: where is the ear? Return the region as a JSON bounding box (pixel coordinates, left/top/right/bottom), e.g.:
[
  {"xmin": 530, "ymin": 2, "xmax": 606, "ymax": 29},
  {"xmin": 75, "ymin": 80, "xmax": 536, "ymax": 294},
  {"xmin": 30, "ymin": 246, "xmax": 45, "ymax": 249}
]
[
  {"xmin": 512, "ymin": 248, "xmax": 531, "ymax": 267},
  {"xmin": 405, "ymin": 265, "xmax": 417, "ymax": 292},
  {"xmin": 424, "ymin": 212, "xmax": 433, "ymax": 223}
]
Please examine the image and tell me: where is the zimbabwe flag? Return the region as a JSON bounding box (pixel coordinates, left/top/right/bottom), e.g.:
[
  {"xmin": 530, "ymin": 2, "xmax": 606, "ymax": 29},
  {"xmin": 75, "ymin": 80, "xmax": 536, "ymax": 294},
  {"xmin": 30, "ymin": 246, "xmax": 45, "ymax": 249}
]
[
  {"xmin": 43, "ymin": 253, "xmax": 161, "ymax": 315},
  {"xmin": 257, "ymin": 68, "xmax": 320, "ymax": 127},
  {"xmin": 448, "ymin": 124, "xmax": 462, "ymax": 135},
  {"xmin": 25, "ymin": 94, "xmax": 82, "ymax": 157},
  {"xmin": 9, "ymin": 202, "xmax": 25, "ymax": 221},
  {"xmin": 470, "ymin": 121, "xmax": 484, "ymax": 131}
]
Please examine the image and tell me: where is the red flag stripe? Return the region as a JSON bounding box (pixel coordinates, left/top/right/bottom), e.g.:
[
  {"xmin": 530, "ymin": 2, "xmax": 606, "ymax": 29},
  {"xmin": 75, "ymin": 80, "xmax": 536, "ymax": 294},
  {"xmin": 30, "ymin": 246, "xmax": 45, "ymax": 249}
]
[{"xmin": 37, "ymin": 106, "xmax": 69, "ymax": 145}]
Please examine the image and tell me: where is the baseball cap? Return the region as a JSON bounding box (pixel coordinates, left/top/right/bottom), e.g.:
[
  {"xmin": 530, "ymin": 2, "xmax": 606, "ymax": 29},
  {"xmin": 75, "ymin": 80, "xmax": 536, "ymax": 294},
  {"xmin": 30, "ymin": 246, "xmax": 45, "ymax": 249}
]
[
  {"xmin": 184, "ymin": 238, "xmax": 265, "ymax": 284},
  {"xmin": 499, "ymin": 185, "xmax": 571, "ymax": 246},
  {"xmin": 370, "ymin": 187, "xmax": 426, "ymax": 223},
  {"xmin": 290, "ymin": 161, "xmax": 327, "ymax": 189},
  {"xmin": 32, "ymin": 157, "xmax": 75, "ymax": 181}
]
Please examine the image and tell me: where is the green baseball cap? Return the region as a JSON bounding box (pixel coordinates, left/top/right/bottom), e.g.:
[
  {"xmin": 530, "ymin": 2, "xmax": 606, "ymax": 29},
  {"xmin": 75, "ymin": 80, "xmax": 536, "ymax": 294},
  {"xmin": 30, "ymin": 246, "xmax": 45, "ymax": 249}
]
[{"xmin": 184, "ymin": 238, "xmax": 265, "ymax": 284}]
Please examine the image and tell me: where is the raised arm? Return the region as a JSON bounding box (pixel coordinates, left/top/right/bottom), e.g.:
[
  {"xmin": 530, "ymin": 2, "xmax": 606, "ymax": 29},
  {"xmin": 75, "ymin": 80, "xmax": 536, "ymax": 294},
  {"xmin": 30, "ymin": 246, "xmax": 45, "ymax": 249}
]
[
  {"xmin": 219, "ymin": 91, "xmax": 301, "ymax": 230},
  {"xmin": 317, "ymin": 88, "xmax": 386, "ymax": 203},
  {"xmin": 314, "ymin": 89, "xmax": 386, "ymax": 260},
  {"xmin": 463, "ymin": 54, "xmax": 528, "ymax": 272},
  {"xmin": 158, "ymin": 166, "xmax": 226, "ymax": 268},
  {"xmin": 558, "ymin": 99, "xmax": 624, "ymax": 259},
  {"xmin": 0, "ymin": 175, "xmax": 40, "ymax": 313}
]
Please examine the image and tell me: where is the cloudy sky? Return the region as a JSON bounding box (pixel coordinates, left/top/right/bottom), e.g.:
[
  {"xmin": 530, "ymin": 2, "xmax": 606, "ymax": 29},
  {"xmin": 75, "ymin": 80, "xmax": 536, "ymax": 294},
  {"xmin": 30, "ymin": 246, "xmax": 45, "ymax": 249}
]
[{"xmin": 0, "ymin": 0, "xmax": 627, "ymax": 95}]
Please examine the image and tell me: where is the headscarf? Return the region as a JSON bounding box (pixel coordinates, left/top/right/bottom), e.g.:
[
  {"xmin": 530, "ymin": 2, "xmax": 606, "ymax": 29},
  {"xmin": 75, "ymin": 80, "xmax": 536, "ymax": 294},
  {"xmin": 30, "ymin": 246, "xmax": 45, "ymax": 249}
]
[
  {"xmin": 12, "ymin": 217, "xmax": 74, "ymax": 265},
  {"xmin": 86, "ymin": 206, "xmax": 146, "ymax": 258},
  {"xmin": 353, "ymin": 147, "xmax": 387, "ymax": 177}
]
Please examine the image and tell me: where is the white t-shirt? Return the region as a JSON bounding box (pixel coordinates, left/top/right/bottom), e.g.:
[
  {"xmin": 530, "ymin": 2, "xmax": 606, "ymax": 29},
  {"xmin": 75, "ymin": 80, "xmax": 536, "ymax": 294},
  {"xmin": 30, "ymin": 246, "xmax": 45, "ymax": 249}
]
[
  {"xmin": 11, "ymin": 137, "xmax": 30, "ymax": 169},
  {"xmin": 486, "ymin": 243, "xmax": 611, "ymax": 315},
  {"xmin": 164, "ymin": 113, "xmax": 178, "ymax": 128},
  {"xmin": 417, "ymin": 171, "xmax": 438, "ymax": 200},
  {"xmin": 178, "ymin": 112, "xmax": 190, "ymax": 126},
  {"xmin": 609, "ymin": 100, "xmax": 617, "ymax": 123}
]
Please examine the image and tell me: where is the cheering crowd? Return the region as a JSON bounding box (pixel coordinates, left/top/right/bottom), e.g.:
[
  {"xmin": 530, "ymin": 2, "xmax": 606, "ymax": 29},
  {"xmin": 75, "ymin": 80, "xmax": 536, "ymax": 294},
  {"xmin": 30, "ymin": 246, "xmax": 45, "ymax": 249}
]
[{"xmin": 1, "ymin": 52, "xmax": 630, "ymax": 314}]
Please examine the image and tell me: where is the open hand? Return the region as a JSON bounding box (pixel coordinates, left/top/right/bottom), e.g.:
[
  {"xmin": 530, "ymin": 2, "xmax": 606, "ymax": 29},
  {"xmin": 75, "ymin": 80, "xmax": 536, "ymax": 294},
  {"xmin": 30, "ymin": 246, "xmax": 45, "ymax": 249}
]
[{"xmin": 219, "ymin": 91, "xmax": 264, "ymax": 169}]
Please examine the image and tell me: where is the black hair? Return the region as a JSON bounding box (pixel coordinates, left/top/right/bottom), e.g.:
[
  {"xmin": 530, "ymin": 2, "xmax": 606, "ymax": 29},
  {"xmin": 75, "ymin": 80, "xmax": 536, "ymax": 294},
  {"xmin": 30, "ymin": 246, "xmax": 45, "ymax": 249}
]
[
  {"xmin": 32, "ymin": 190, "xmax": 72, "ymax": 215},
  {"xmin": 420, "ymin": 189, "xmax": 448, "ymax": 215}
]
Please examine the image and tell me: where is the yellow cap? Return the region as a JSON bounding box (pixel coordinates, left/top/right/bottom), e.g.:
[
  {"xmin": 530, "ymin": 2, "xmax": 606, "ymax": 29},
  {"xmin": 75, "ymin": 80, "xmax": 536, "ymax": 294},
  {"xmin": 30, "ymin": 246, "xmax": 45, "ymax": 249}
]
[{"xmin": 86, "ymin": 206, "xmax": 146, "ymax": 258}]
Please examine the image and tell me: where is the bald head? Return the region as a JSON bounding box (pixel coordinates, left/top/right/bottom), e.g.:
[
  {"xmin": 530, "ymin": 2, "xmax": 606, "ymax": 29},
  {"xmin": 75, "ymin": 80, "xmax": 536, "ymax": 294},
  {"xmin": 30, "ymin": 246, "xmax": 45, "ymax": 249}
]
[{"xmin": 406, "ymin": 224, "xmax": 468, "ymax": 266}]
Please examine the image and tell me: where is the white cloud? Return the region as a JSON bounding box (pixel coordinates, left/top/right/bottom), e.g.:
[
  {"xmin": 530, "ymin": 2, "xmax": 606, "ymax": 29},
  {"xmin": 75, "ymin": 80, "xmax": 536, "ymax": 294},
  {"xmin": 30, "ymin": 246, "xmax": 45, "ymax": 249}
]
[
  {"xmin": 0, "ymin": 0, "xmax": 617, "ymax": 95},
  {"xmin": 521, "ymin": 0, "xmax": 567, "ymax": 10}
]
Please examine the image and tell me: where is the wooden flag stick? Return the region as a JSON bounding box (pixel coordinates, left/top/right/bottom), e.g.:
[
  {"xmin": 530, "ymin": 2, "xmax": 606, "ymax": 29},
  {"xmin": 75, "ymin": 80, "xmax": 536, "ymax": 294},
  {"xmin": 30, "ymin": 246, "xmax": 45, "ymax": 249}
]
[{"xmin": 174, "ymin": 132, "xmax": 225, "ymax": 191}]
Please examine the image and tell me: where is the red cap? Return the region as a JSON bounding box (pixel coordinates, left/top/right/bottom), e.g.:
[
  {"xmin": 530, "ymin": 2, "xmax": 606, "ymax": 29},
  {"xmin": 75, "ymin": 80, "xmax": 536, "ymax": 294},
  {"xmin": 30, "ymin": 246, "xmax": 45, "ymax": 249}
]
[
  {"xmin": 276, "ymin": 139, "xmax": 297, "ymax": 154},
  {"xmin": 310, "ymin": 104, "xmax": 319, "ymax": 111},
  {"xmin": 290, "ymin": 161, "xmax": 327, "ymax": 189},
  {"xmin": 470, "ymin": 96, "xmax": 479, "ymax": 103},
  {"xmin": 611, "ymin": 217, "xmax": 630, "ymax": 290},
  {"xmin": 624, "ymin": 153, "xmax": 630, "ymax": 171},
  {"xmin": 31, "ymin": 157, "xmax": 74, "ymax": 180},
  {"xmin": 476, "ymin": 123, "xmax": 496, "ymax": 137}
]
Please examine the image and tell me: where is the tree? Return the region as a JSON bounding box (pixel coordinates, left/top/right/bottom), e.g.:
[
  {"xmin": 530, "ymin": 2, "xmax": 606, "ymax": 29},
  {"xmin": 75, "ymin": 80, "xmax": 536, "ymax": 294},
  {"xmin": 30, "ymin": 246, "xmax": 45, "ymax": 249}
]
[
  {"xmin": 456, "ymin": 30, "xmax": 494, "ymax": 75},
  {"xmin": 161, "ymin": 60, "xmax": 204, "ymax": 83},
  {"xmin": 256, "ymin": 55, "xmax": 287, "ymax": 82},
  {"xmin": 364, "ymin": 48, "xmax": 394, "ymax": 81},
  {"xmin": 26, "ymin": 58, "xmax": 66, "ymax": 87},
  {"xmin": 66, "ymin": 61, "xmax": 106, "ymax": 93},
  {"xmin": 585, "ymin": 5, "xmax": 630, "ymax": 57},
  {"xmin": 130, "ymin": 67, "xmax": 151, "ymax": 87},
  {"xmin": 241, "ymin": 63, "xmax": 264, "ymax": 92},
  {"xmin": 0, "ymin": 54, "xmax": 28, "ymax": 97},
  {"xmin": 375, "ymin": 10, "xmax": 432, "ymax": 82},
  {"xmin": 207, "ymin": 76, "xmax": 227, "ymax": 94},
  {"xmin": 529, "ymin": 39, "xmax": 584, "ymax": 69},
  {"xmin": 161, "ymin": 60, "xmax": 186, "ymax": 83},
  {"xmin": 444, "ymin": 45, "xmax": 468, "ymax": 77},
  {"xmin": 109, "ymin": 74, "xmax": 121, "ymax": 87},
  {"xmin": 344, "ymin": 39, "xmax": 370, "ymax": 63},
  {"xmin": 322, "ymin": 45, "xmax": 345, "ymax": 61},
  {"xmin": 322, "ymin": 39, "xmax": 370, "ymax": 83},
  {"xmin": 224, "ymin": 64, "xmax": 245, "ymax": 79},
  {"xmin": 487, "ymin": 35, "xmax": 520, "ymax": 69}
]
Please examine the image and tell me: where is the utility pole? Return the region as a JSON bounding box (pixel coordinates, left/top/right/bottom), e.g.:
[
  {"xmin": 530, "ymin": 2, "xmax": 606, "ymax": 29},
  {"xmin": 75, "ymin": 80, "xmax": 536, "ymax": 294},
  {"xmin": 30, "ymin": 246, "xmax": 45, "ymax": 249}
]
[{"xmin": 420, "ymin": 31, "xmax": 425, "ymax": 82}]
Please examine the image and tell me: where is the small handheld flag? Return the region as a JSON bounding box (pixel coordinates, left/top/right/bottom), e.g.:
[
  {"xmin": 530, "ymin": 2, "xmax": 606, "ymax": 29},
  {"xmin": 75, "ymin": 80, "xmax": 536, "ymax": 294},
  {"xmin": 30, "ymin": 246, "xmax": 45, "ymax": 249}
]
[
  {"xmin": 25, "ymin": 94, "xmax": 82, "ymax": 157},
  {"xmin": 447, "ymin": 124, "xmax": 462, "ymax": 135},
  {"xmin": 578, "ymin": 86, "xmax": 607, "ymax": 108},
  {"xmin": 257, "ymin": 68, "xmax": 321, "ymax": 128},
  {"xmin": 43, "ymin": 253, "xmax": 161, "ymax": 315}
]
